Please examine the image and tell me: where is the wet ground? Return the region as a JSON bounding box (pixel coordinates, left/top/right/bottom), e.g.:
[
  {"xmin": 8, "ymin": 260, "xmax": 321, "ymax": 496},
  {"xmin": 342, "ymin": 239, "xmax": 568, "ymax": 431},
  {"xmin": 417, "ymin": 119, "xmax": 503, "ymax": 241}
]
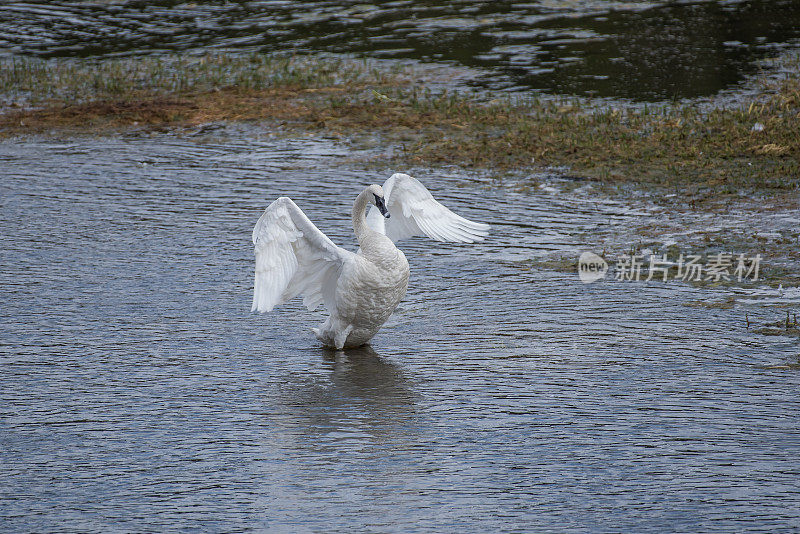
[
  {"xmin": 2, "ymin": 0, "xmax": 800, "ymax": 100},
  {"xmin": 1, "ymin": 128, "xmax": 799, "ymax": 531}
]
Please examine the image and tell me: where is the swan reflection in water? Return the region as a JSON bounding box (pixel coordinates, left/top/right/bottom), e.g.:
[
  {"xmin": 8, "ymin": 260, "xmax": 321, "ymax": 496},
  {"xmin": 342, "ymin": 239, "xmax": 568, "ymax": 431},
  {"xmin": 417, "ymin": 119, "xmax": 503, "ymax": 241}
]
[
  {"xmin": 273, "ymin": 345, "xmax": 419, "ymax": 442},
  {"xmin": 321, "ymin": 345, "xmax": 417, "ymax": 405}
]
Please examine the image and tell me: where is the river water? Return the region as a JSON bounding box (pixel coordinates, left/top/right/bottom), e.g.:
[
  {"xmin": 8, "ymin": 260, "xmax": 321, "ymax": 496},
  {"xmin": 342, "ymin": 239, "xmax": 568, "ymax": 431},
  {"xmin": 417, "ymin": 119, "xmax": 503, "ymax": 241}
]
[
  {"xmin": 2, "ymin": 0, "xmax": 800, "ymax": 530},
  {"xmin": 1, "ymin": 0, "xmax": 800, "ymax": 100},
  {"xmin": 1, "ymin": 128, "xmax": 799, "ymax": 531}
]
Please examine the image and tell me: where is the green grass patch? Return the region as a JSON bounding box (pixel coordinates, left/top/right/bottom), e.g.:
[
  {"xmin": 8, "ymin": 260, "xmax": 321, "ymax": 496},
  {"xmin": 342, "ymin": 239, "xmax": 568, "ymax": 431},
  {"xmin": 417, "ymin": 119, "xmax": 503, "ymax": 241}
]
[{"xmin": 0, "ymin": 52, "xmax": 403, "ymax": 105}]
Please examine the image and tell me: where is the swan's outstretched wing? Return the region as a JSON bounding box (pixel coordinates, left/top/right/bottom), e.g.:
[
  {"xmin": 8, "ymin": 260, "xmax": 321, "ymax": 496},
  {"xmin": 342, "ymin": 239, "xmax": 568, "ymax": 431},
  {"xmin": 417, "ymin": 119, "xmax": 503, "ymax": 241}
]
[
  {"xmin": 366, "ymin": 173, "xmax": 490, "ymax": 243},
  {"xmin": 252, "ymin": 197, "xmax": 353, "ymax": 313}
]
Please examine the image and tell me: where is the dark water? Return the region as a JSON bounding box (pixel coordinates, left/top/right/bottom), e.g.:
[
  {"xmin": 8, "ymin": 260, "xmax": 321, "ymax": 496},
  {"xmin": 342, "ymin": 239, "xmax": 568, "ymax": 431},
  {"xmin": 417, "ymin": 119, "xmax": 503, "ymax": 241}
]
[
  {"xmin": 2, "ymin": 128, "xmax": 799, "ymax": 531},
  {"xmin": 1, "ymin": 0, "xmax": 800, "ymax": 100}
]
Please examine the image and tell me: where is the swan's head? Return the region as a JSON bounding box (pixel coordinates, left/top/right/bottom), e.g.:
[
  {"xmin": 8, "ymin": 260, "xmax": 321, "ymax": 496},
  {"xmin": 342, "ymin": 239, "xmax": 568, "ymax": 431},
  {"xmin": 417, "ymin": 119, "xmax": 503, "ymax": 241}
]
[{"xmin": 367, "ymin": 184, "xmax": 390, "ymax": 218}]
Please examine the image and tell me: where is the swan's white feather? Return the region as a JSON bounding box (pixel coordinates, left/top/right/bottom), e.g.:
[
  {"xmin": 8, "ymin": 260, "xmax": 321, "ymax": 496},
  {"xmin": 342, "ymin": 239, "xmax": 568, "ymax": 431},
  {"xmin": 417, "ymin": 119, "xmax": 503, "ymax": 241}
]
[
  {"xmin": 366, "ymin": 173, "xmax": 490, "ymax": 243},
  {"xmin": 251, "ymin": 197, "xmax": 353, "ymax": 313}
]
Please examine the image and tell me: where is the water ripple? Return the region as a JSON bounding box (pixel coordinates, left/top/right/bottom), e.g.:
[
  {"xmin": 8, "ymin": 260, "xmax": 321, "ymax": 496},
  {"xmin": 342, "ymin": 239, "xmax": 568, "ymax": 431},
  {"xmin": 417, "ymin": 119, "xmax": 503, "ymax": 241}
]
[
  {"xmin": 1, "ymin": 130, "xmax": 799, "ymax": 532},
  {"xmin": 2, "ymin": 1, "xmax": 800, "ymax": 100}
]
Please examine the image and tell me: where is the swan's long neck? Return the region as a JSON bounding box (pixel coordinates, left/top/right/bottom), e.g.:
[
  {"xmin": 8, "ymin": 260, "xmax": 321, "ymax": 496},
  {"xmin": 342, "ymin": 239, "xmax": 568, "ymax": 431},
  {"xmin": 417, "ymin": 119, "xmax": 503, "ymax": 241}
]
[
  {"xmin": 353, "ymin": 188, "xmax": 397, "ymax": 266},
  {"xmin": 352, "ymin": 188, "xmax": 372, "ymax": 244}
]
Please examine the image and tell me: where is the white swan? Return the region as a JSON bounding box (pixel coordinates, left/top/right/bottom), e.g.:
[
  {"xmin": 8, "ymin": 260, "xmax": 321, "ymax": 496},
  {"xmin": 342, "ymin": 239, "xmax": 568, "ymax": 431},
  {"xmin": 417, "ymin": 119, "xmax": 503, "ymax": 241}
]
[{"xmin": 251, "ymin": 173, "xmax": 489, "ymax": 349}]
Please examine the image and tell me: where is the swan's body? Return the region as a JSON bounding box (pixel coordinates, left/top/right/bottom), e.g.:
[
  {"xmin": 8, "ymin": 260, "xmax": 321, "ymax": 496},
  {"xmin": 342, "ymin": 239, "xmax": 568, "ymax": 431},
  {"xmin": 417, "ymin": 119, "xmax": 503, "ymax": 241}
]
[{"xmin": 251, "ymin": 173, "xmax": 489, "ymax": 349}]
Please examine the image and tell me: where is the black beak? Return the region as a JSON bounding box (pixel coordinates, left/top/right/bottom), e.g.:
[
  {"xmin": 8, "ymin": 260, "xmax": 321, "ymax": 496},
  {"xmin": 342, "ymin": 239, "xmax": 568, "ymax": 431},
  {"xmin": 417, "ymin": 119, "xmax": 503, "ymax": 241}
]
[{"xmin": 374, "ymin": 194, "xmax": 390, "ymax": 218}]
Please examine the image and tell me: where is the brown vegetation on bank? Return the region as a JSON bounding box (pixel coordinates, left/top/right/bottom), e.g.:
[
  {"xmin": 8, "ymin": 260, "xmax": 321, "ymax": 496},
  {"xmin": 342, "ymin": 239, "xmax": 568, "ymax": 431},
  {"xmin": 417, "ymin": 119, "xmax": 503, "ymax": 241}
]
[{"xmin": 1, "ymin": 53, "xmax": 799, "ymax": 194}]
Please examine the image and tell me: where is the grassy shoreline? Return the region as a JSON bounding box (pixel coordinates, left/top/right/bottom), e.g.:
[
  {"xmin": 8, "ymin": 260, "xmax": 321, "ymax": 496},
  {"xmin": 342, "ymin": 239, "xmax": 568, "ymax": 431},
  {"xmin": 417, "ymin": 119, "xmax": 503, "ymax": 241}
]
[
  {"xmin": 1, "ymin": 53, "xmax": 798, "ymax": 288},
  {"xmin": 1, "ymin": 52, "xmax": 799, "ymax": 196}
]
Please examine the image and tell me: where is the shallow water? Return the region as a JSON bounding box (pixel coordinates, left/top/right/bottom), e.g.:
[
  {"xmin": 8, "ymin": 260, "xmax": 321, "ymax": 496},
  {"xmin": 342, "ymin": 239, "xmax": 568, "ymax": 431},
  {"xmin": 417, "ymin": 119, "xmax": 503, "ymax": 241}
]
[
  {"xmin": 1, "ymin": 129, "xmax": 799, "ymax": 531},
  {"xmin": 2, "ymin": 0, "xmax": 800, "ymax": 100}
]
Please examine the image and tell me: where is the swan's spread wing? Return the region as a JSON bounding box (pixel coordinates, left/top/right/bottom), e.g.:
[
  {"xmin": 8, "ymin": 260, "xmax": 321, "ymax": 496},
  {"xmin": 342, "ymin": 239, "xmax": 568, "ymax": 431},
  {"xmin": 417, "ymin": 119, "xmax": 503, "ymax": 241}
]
[
  {"xmin": 366, "ymin": 173, "xmax": 490, "ymax": 243},
  {"xmin": 252, "ymin": 197, "xmax": 353, "ymax": 313}
]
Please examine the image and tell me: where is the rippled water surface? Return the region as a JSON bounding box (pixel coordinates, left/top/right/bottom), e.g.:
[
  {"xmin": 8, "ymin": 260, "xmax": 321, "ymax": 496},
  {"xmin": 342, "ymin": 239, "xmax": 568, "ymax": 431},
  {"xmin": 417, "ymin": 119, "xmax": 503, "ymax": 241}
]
[
  {"xmin": 2, "ymin": 0, "xmax": 800, "ymax": 99},
  {"xmin": 1, "ymin": 128, "xmax": 799, "ymax": 531}
]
